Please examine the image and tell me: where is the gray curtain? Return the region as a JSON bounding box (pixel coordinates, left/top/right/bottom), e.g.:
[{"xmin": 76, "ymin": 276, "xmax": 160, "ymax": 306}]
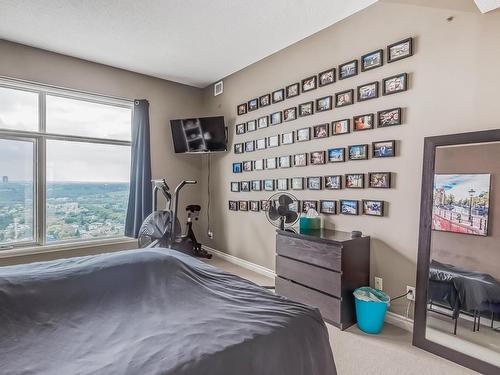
[{"xmin": 125, "ymin": 99, "xmax": 152, "ymax": 238}]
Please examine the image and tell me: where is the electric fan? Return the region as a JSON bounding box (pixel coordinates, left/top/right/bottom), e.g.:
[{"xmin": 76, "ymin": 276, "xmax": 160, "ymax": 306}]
[{"xmin": 265, "ymin": 192, "xmax": 301, "ymax": 230}]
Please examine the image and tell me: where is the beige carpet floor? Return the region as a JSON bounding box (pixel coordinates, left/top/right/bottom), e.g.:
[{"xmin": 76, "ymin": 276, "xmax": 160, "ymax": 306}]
[{"xmin": 205, "ymin": 257, "xmax": 479, "ymax": 375}]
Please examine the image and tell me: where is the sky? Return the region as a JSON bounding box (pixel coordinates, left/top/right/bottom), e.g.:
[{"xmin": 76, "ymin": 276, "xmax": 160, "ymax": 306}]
[
  {"xmin": 434, "ymin": 174, "xmax": 490, "ymax": 200},
  {"xmin": 0, "ymin": 86, "xmax": 132, "ymax": 183}
]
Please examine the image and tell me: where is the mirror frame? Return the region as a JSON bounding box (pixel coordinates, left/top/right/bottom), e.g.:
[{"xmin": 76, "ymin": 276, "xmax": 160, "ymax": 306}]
[{"xmin": 414, "ymin": 129, "xmax": 500, "ymax": 375}]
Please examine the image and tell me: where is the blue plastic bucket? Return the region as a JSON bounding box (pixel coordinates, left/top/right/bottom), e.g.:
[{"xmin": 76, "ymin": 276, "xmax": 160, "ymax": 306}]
[{"xmin": 353, "ymin": 287, "xmax": 390, "ymax": 334}]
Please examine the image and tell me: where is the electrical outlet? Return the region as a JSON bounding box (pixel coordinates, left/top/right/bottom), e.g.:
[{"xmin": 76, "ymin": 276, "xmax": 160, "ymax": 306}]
[
  {"xmin": 207, "ymin": 230, "xmax": 214, "ymax": 239},
  {"xmin": 407, "ymin": 286, "xmax": 416, "ymax": 301},
  {"xmin": 374, "ymin": 277, "xmax": 383, "ymax": 291}
]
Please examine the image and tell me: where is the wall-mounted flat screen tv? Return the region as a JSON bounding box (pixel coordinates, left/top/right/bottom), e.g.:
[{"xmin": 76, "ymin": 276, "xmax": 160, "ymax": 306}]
[{"xmin": 170, "ymin": 116, "xmax": 227, "ymax": 153}]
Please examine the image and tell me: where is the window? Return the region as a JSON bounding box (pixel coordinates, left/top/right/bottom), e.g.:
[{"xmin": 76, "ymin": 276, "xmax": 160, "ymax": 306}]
[{"xmin": 0, "ymin": 80, "xmax": 132, "ymax": 248}]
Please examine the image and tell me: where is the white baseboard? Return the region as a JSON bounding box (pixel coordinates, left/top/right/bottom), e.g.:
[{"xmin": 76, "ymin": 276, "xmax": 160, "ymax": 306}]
[
  {"xmin": 385, "ymin": 311, "xmax": 414, "ymax": 332},
  {"xmin": 204, "ymin": 246, "xmax": 276, "ymax": 279}
]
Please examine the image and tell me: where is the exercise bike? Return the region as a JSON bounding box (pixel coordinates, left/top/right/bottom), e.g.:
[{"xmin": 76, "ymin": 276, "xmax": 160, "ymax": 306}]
[{"xmin": 138, "ymin": 179, "xmax": 212, "ymax": 259}]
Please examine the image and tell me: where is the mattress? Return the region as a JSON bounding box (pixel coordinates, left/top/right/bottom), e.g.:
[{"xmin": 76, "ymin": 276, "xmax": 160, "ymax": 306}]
[{"xmin": 0, "ymin": 248, "xmax": 336, "ymax": 375}]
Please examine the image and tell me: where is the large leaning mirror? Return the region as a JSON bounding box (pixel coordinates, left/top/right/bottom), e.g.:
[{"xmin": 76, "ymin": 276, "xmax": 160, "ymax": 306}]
[{"xmin": 414, "ymin": 129, "xmax": 500, "ymax": 374}]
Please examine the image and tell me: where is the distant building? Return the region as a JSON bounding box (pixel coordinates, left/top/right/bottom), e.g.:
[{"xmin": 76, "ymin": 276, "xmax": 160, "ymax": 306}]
[{"xmin": 2, "ymin": 176, "xmax": 8, "ymax": 184}]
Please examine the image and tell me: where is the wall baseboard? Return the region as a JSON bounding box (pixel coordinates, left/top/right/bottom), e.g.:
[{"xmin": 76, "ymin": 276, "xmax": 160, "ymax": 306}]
[
  {"xmin": 204, "ymin": 246, "xmax": 276, "ymax": 279},
  {"xmin": 205, "ymin": 246, "xmax": 414, "ymax": 332}
]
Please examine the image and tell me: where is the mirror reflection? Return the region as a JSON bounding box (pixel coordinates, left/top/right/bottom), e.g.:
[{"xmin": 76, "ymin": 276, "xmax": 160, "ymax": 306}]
[{"xmin": 425, "ymin": 142, "xmax": 500, "ymax": 367}]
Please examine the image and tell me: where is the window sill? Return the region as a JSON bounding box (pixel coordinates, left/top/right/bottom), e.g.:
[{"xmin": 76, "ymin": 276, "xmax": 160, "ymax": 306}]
[{"xmin": 0, "ymin": 237, "xmax": 138, "ymax": 259}]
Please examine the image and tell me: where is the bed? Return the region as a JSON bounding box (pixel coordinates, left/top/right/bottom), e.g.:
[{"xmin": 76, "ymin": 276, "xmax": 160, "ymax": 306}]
[{"xmin": 0, "ymin": 248, "xmax": 336, "ymax": 375}]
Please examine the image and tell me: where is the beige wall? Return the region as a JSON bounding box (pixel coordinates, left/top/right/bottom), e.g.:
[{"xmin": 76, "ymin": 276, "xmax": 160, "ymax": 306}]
[
  {"xmin": 432, "ymin": 142, "xmax": 500, "ymax": 281},
  {"xmin": 0, "ymin": 39, "xmax": 204, "ymax": 266},
  {"xmin": 198, "ymin": 1, "xmax": 500, "ymax": 316}
]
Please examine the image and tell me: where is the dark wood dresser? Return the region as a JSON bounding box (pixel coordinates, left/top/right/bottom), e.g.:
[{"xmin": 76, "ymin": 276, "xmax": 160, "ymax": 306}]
[{"xmin": 275, "ymin": 228, "xmax": 370, "ymax": 330}]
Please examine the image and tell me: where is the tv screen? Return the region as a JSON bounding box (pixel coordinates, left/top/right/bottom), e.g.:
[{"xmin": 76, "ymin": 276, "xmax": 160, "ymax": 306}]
[{"xmin": 170, "ymin": 116, "xmax": 227, "ymax": 153}]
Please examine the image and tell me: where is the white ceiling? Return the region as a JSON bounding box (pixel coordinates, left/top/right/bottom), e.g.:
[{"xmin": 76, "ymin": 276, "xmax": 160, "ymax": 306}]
[
  {"xmin": 474, "ymin": 0, "xmax": 500, "ymax": 13},
  {"xmin": 0, "ymin": 0, "xmax": 378, "ymax": 88}
]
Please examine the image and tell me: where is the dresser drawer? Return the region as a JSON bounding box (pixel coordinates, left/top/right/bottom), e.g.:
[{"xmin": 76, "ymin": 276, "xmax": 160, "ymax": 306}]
[
  {"xmin": 276, "ymin": 234, "xmax": 342, "ymax": 271},
  {"xmin": 276, "ymin": 255, "xmax": 341, "ymax": 297},
  {"xmin": 275, "ymin": 276, "xmax": 341, "ymax": 324}
]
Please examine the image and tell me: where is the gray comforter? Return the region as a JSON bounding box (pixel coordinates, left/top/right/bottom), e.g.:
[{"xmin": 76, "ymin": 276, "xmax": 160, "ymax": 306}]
[{"xmin": 0, "ymin": 248, "xmax": 336, "ymax": 375}]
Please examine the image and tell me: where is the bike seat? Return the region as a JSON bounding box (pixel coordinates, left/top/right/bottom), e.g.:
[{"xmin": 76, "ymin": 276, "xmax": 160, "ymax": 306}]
[{"xmin": 186, "ymin": 205, "xmax": 201, "ymax": 212}]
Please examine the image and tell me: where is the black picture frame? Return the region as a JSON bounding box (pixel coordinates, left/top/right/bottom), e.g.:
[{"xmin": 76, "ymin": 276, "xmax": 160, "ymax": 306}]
[
  {"xmin": 260, "ymin": 200, "xmax": 270, "ymax": 211},
  {"xmin": 291, "ymin": 177, "xmax": 304, "ymax": 190},
  {"xmin": 229, "ymin": 200, "xmax": 238, "ymax": 211},
  {"xmin": 232, "ymin": 162, "xmax": 242, "ymax": 173},
  {"xmin": 265, "ymin": 157, "xmax": 277, "ymax": 170},
  {"xmin": 335, "ymin": 89, "xmax": 354, "ymax": 108},
  {"xmin": 257, "ymin": 115, "xmax": 268, "ymax": 129},
  {"xmin": 263, "ymin": 179, "xmax": 275, "ymax": 191},
  {"xmin": 255, "ymin": 138, "xmax": 266, "ymax": 150},
  {"xmin": 272, "ymin": 88, "xmax": 285, "ymax": 103},
  {"xmin": 248, "ymin": 98, "xmax": 258, "ymax": 111},
  {"xmin": 285, "ymin": 82, "xmax": 300, "ymax": 99},
  {"xmin": 310, "ymin": 150, "xmax": 326, "ymax": 165},
  {"xmin": 357, "ymin": 81, "xmax": 379, "ymax": 102},
  {"xmin": 251, "ymin": 180, "xmax": 262, "ymax": 191},
  {"xmin": 246, "ymin": 120, "xmax": 256, "ymax": 132},
  {"xmin": 234, "ymin": 143, "xmax": 244, "ymax": 154},
  {"xmin": 237, "ymin": 103, "xmax": 247, "ymax": 115},
  {"xmin": 249, "ymin": 200, "xmax": 260, "ymax": 212},
  {"xmin": 324, "ymin": 175, "xmax": 342, "ymax": 190},
  {"xmin": 327, "ymin": 147, "xmax": 345, "ymax": 163},
  {"xmin": 372, "ymin": 140, "xmax": 396, "ymax": 158},
  {"xmin": 340, "ymin": 200, "xmax": 359, "ymax": 215},
  {"xmin": 298, "ymin": 101, "xmax": 314, "ymax": 117},
  {"xmin": 307, "ymin": 176, "xmax": 322, "ymax": 190},
  {"xmin": 296, "ymin": 127, "xmax": 311, "ymax": 142},
  {"xmin": 318, "ymin": 68, "xmax": 336, "ymax": 87},
  {"xmin": 230, "ymin": 181, "xmax": 240, "ymax": 192},
  {"xmin": 313, "ymin": 123, "xmax": 329, "ymax": 139},
  {"xmin": 316, "ymin": 96, "xmax": 332, "ymax": 112},
  {"xmin": 244, "ymin": 140, "xmax": 254, "ymax": 153},
  {"xmin": 361, "ymin": 49, "xmax": 383, "ymax": 71},
  {"xmin": 276, "ymin": 178, "xmax": 289, "ymax": 191},
  {"xmin": 338, "ymin": 59, "xmax": 358, "ymax": 80},
  {"xmin": 383, "ymin": 73, "xmax": 408, "ymax": 95},
  {"xmin": 369, "ymin": 172, "xmax": 392, "ymax": 188},
  {"xmin": 267, "ymin": 135, "xmax": 280, "ymax": 148},
  {"xmin": 345, "ymin": 173, "xmax": 365, "ymax": 189},
  {"xmin": 239, "ymin": 200, "xmax": 249, "ymax": 211},
  {"xmin": 259, "ymin": 93, "xmax": 271, "ymax": 107},
  {"xmin": 240, "ymin": 181, "xmax": 250, "ymax": 192},
  {"xmin": 353, "ymin": 113, "xmax": 375, "ymax": 132},
  {"xmin": 281, "ymin": 131, "xmax": 295, "ymax": 145},
  {"xmin": 253, "ymin": 159, "xmax": 264, "ymax": 170},
  {"xmin": 301, "ymin": 200, "xmax": 318, "ymax": 213},
  {"xmin": 270, "ymin": 111, "xmax": 282, "ymax": 125},
  {"xmin": 236, "ymin": 123, "xmax": 245, "ymax": 135},
  {"xmin": 283, "ymin": 107, "xmax": 297, "ymax": 122},
  {"xmin": 301, "ymin": 75, "xmax": 317, "ymax": 92},
  {"xmin": 242, "ymin": 160, "xmax": 253, "ymax": 172},
  {"xmin": 348, "ymin": 144, "xmax": 369, "ymax": 161},
  {"xmin": 387, "ymin": 37, "xmax": 413, "ymax": 63},
  {"xmin": 362, "ymin": 200, "xmax": 385, "ymax": 217},
  {"xmin": 320, "ymin": 200, "xmax": 337, "ymax": 215},
  {"xmin": 378, "ymin": 107, "xmax": 402, "ymax": 127},
  {"xmin": 278, "ymin": 155, "xmax": 291, "ymax": 168},
  {"xmin": 331, "ymin": 119, "xmax": 350, "ymax": 135},
  {"xmin": 293, "ymin": 153, "xmax": 308, "ymax": 167}
]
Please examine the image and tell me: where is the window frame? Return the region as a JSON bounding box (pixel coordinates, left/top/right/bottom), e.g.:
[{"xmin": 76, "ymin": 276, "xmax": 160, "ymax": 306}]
[{"xmin": 0, "ymin": 78, "xmax": 133, "ymax": 249}]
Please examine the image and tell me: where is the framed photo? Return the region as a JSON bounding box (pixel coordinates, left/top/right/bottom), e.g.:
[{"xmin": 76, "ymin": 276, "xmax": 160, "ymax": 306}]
[
  {"xmin": 251, "ymin": 180, "xmax": 262, "ymax": 191},
  {"xmin": 254, "ymin": 159, "xmax": 264, "ymax": 170},
  {"xmin": 291, "ymin": 177, "xmax": 304, "ymax": 190},
  {"xmin": 229, "ymin": 200, "xmax": 238, "ymax": 211},
  {"xmin": 348, "ymin": 144, "xmax": 369, "ymax": 160},
  {"xmin": 340, "ymin": 200, "xmax": 359, "ymax": 215},
  {"xmin": 283, "ymin": 107, "xmax": 297, "ymax": 122},
  {"xmin": 260, "ymin": 200, "xmax": 270, "ymax": 211},
  {"xmin": 338, "ymin": 60, "xmax": 358, "ymax": 80},
  {"xmin": 372, "ymin": 140, "xmax": 396, "ymax": 158},
  {"xmin": 286, "ymin": 82, "xmax": 300, "ymax": 98},
  {"xmin": 239, "ymin": 201, "xmax": 249, "ymax": 211},
  {"xmin": 361, "ymin": 49, "xmax": 383, "ymax": 71},
  {"xmin": 288, "ymin": 201, "xmax": 300, "ymax": 213},
  {"xmin": 324, "ymin": 175, "xmax": 342, "ymax": 190},
  {"xmin": 230, "ymin": 182, "xmax": 240, "ymax": 192},
  {"xmin": 369, "ymin": 172, "xmax": 391, "ymax": 188},
  {"xmin": 320, "ymin": 200, "xmax": 337, "ymax": 215},
  {"xmin": 263, "ymin": 179, "xmax": 275, "ymax": 191},
  {"xmin": 248, "ymin": 98, "xmax": 258, "ymax": 111},
  {"xmin": 383, "ymin": 73, "xmax": 408, "ymax": 95},
  {"xmin": 249, "ymin": 200, "xmax": 260, "ymax": 212},
  {"xmin": 232, "ymin": 162, "xmax": 242, "ymax": 173},
  {"xmin": 246, "ymin": 120, "xmax": 256, "ymax": 132},
  {"xmin": 270, "ymin": 111, "xmax": 282, "ymax": 125},
  {"xmin": 279, "ymin": 155, "xmax": 291, "ymax": 168},
  {"xmin": 313, "ymin": 123, "xmax": 329, "ymax": 139},
  {"xmin": 387, "ymin": 37, "xmax": 413, "ymax": 63},
  {"xmin": 236, "ymin": 123, "xmax": 245, "ymax": 135},
  {"xmin": 240, "ymin": 181, "xmax": 250, "ymax": 192},
  {"xmin": 272, "ymin": 89, "xmax": 285, "ymax": 103},
  {"xmin": 328, "ymin": 147, "xmax": 345, "ymax": 163},
  {"xmin": 296, "ymin": 127, "xmax": 311, "ymax": 142},
  {"xmin": 301, "ymin": 75, "xmax": 317, "ymax": 92},
  {"xmin": 255, "ymin": 138, "xmax": 266, "ymax": 150},
  {"xmin": 259, "ymin": 94, "xmax": 271, "ymax": 107},
  {"xmin": 281, "ymin": 131, "xmax": 294, "ymax": 145},
  {"xmin": 265, "ymin": 157, "xmax": 277, "ymax": 170},
  {"xmin": 310, "ymin": 150, "xmax": 326, "ymax": 165},
  {"xmin": 267, "ymin": 135, "xmax": 280, "ymax": 148},
  {"xmin": 302, "ymin": 200, "xmax": 318, "ymax": 213},
  {"xmin": 432, "ymin": 174, "xmax": 490, "ymax": 236},
  {"xmin": 293, "ymin": 153, "xmax": 308, "ymax": 167},
  {"xmin": 276, "ymin": 178, "xmax": 289, "ymax": 191},
  {"xmin": 234, "ymin": 143, "xmax": 244, "ymax": 154},
  {"xmin": 244, "ymin": 140, "xmax": 255, "ymax": 152},
  {"xmin": 318, "ymin": 68, "xmax": 335, "ymax": 86},
  {"xmin": 357, "ymin": 81, "xmax": 379, "ymax": 102},
  {"xmin": 332, "ymin": 119, "xmax": 350, "ymax": 135},
  {"xmin": 335, "ymin": 89, "xmax": 354, "ymax": 107},
  {"xmin": 242, "ymin": 161, "xmax": 253, "ymax": 172},
  {"xmin": 237, "ymin": 103, "xmax": 247, "ymax": 116},
  {"xmin": 363, "ymin": 200, "xmax": 384, "ymax": 217},
  {"xmin": 316, "ymin": 96, "xmax": 332, "ymax": 112},
  {"xmin": 378, "ymin": 107, "xmax": 402, "ymax": 127},
  {"xmin": 307, "ymin": 176, "xmax": 322, "ymax": 190},
  {"xmin": 353, "ymin": 114, "xmax": 374, "ymax": 131},
  {"xmin": 299, "ymin": 101, "xmax": 314, "ymax": 117},
  {"xmin": 257, "ymin": 116, "xmax": 268, "ymax": 129},
  {"xmin": 345, "ymin": 173, "xmax": 365, "ymax": 189}
]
